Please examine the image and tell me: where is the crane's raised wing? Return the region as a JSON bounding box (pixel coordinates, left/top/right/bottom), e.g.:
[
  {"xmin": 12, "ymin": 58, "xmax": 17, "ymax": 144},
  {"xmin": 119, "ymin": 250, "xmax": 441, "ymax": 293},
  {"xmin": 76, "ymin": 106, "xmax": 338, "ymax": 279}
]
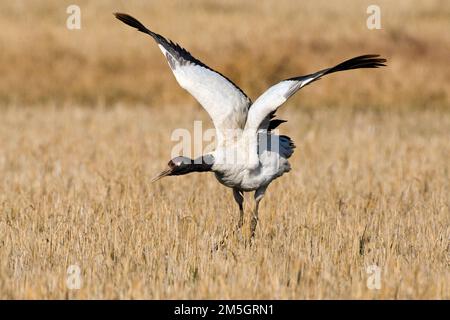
[
  {"xmin": 115, "ymin": 13, "xmax": 251, "ymax": 141},
  {"xmin": 245, "ymin": 55, "xmax": 387, "ymax": 131}
]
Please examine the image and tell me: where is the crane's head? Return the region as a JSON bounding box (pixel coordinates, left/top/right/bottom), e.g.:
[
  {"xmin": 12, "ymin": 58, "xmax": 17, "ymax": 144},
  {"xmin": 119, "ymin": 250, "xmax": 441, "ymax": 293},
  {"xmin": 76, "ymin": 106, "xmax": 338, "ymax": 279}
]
[{"xmin": 151, "ymin": 155, "xmax": 214, "ymax": 182}]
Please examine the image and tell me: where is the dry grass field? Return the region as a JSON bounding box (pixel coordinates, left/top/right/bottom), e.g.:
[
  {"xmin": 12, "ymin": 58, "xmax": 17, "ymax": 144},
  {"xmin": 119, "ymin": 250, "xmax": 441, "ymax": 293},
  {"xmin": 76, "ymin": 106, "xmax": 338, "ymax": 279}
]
[{"xmin": 0, "ymin": 0, "xmax": 449, "ymax": 299}]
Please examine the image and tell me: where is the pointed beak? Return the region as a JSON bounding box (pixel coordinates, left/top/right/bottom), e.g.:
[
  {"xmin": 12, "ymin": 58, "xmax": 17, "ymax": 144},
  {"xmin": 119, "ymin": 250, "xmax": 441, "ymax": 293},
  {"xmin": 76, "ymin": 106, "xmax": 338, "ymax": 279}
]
[{"xmin": 151, "ymin": 167, "xmax": 173, "ymax": 182}]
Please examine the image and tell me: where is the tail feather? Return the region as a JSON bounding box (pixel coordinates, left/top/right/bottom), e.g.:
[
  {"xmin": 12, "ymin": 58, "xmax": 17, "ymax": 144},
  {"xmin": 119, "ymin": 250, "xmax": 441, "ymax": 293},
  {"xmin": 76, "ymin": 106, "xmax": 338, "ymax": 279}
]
[
  {"xmin": 268, "ymin": 119, "xmax": 287, "ymax": 131},
  {"xmin": 279, "ymin": 135, "xmax": 295, "ymax": 159}
]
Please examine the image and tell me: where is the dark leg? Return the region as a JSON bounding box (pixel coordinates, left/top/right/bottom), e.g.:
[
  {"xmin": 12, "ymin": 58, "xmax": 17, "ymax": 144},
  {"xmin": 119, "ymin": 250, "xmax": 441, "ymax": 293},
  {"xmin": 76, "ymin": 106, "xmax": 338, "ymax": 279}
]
[
  {"xmin": 250, "ymin": 186, "xmax": 267, "ymax": 238},
  {"xmin": 232, "ymin": 188, "xmax": 244, "ymax": 229}
]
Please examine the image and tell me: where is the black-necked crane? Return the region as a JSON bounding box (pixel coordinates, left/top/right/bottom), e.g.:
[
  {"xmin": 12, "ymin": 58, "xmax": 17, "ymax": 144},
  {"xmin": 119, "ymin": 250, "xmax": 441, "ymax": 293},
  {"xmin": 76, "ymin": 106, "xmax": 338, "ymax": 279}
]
[{"xmin": 114, "ymin": 13, "xmax": 386, "ymax": 238}]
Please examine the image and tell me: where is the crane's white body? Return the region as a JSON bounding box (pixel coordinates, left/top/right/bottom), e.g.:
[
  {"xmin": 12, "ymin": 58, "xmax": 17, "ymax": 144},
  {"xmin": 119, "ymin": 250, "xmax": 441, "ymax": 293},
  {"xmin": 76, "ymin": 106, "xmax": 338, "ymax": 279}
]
[{"xmin": 212, "ymin": 132, "xmax": 293, "ymax": 191}]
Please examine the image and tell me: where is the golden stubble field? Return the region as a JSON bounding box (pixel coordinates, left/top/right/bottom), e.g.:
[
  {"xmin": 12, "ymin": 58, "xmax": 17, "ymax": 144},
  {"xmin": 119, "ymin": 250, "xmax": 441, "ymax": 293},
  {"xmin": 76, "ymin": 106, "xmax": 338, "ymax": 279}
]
[
  {"xmin": 0, "ymin": 106, "xmax": 448, "ymax": 299},
  {"xmin": 0, "ymin": 0, "xmax": 449, "ymax": 299}
]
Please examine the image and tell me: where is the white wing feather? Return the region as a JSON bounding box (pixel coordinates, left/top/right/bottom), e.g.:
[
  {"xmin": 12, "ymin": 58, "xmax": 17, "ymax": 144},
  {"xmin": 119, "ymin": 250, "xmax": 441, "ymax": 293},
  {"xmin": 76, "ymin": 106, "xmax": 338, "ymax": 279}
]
[
  {"xmin": 245, "ymin": 79, "xmax": 313, "ymax": 131},
  {"xmin": 159, "ymin": 45, "xmax": 250, "ymax": 135}
]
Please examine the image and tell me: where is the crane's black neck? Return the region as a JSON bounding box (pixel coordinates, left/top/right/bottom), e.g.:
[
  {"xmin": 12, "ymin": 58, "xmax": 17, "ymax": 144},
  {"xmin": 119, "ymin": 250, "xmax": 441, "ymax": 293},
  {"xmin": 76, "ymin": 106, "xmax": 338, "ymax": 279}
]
[
  {"xmin": 189, "ymin": 154, "xmax": 214, "ymax": 172},
  {"xmin": 169, "ymin": 154, "xmax": 214, "ymax": 176}
]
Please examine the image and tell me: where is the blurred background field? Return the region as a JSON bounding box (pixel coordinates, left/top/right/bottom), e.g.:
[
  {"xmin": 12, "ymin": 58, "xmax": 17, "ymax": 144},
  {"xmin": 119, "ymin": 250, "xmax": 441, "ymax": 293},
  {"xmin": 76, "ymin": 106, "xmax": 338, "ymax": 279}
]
[
  {"xmin": 0, "ymin": 0, "xmax": 449, "ymax": 299},
  {"xmin": 0, "ymin": 0, "xmax": 449, "ymax": 109}
]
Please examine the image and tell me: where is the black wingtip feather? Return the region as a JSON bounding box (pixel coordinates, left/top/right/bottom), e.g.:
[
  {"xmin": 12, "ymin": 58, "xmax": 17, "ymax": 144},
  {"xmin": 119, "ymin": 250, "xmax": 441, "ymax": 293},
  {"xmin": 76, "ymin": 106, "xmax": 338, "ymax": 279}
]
[
  {"xmin": 326, "ymin": 54, "xmax": 387, "ymax": 75},
  {"xmin": 114, "ymin": 12, "xmax": 151, "ymax": 34},
  {"xmin": 286, "ymin": 54, "xmax": 387, "ymax": 83}
]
